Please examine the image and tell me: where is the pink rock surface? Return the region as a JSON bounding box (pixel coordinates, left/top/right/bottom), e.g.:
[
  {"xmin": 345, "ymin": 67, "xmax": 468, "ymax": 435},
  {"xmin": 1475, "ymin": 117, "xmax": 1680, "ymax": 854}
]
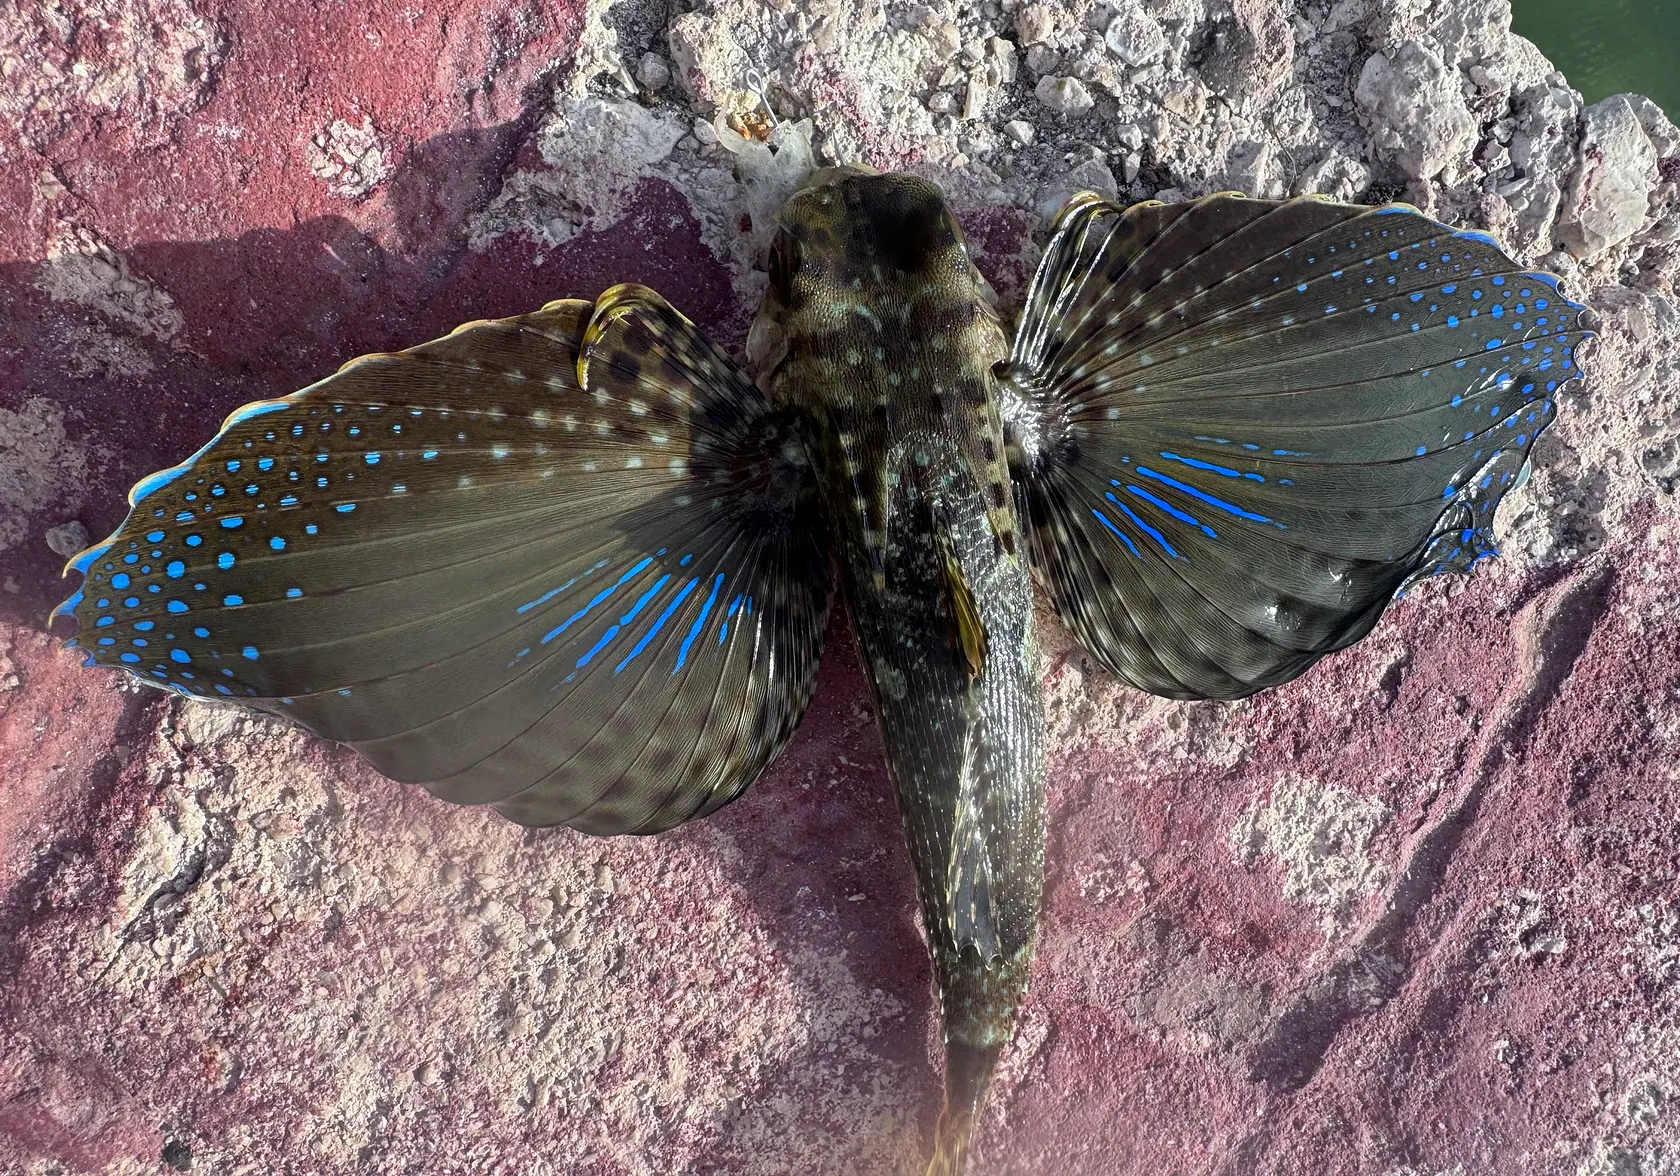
[{"xmin": 3, "ymin": 3, "xmax": 1679, "ymax": 1176}]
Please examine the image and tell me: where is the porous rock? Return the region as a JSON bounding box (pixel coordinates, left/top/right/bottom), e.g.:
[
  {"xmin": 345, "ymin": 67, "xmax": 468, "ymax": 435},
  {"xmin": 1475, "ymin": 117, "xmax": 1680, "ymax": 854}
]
[
  {"xmin": 1557, "ymin": 95, "xmax": 1660, "ymax": 258},
  {"xmin": 1354, "ymin": 39, "xmax": 1479, "ymax": 180}
]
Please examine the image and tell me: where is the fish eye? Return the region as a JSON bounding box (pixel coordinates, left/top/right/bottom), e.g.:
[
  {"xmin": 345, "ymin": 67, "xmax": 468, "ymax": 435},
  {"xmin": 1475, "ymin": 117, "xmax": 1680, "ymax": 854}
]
[{"xmin": 769, "ymin": 232, "xmax": 799, "ymax": 298}]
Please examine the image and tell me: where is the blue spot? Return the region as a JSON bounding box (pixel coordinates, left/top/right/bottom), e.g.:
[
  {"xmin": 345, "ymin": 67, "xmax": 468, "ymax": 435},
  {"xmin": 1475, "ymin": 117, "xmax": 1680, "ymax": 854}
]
[
  {"xmin": 185, "ymin": 534, "xmax": 203, "ymax": 547},
  {"xmin": 366, "ymin": 453, "xmax": 381, "ymax": 464},
  {"xmin": 1486, "ymin": 339, "xmax": 1502, "ymax": 350},
  {"xmin": 287, "ymin": 587, "xmax": 303, "ymax": 598},
  {"xmin": 221, "ymin": 516, "xmax": 244, "ymax": 529},
  {"xmin": 111, "ymin": 573, "xmax": 130, "ymax": 589},
  {"xmin": 336, "ymin": 503, "xmax": 356, "ymax": 513},
  {"xmin": 1491, "ymin": 304, "xmax": 1504, "ymax": 319},
  {"xmin": 1442, "ymin": 284, "xmax": 1457, "ymax": 294},
  {"xmin": 97, "ymin": 616, "xmax": 114, "ymax": 628},
  {"xmin": 172, "ymin": 649, "xmax": 191, "ymax": 664},
  {"xmin": 280, "ymin": 494, "xmax": 297, "ymax": 506},
  {"xmin": 146, "ymin": 530, "xmax": 165, "ymax": 542},
  {"xmin": 223, "ymin": 594, "xmax": 244, "ymax": 606},
  {"xmin": 270, "ymin": 536, "xmax": 286, "ymax": 550},
  {"xmin": 227, "ymin": 460, "xmax": 241, "ymax": 472},
  {"xmin": 168, "ymin": 600, "xmax": 189, "ymax": 614},
  {"xmin": 124, "ymin": 553, "xmax": 138, "ymax": 564},
  {"xmin": 258, "ymin": 457, "xmax": 275, "ymax": 470},
  {"xmin": 175, "ymin": 510, "xmax": 194, "ymax": 522},
  {"xmin": 421, "ymin": 449, "xmax": 439, "ymax": 460},
  {"xmin": 305, "ymin": 524, "xmax": 318, "ymax": 535},
  {"xmin": 166, "ymin": 560, "xmax": 185, "ymax": 578},
  {"xmin": 218, "ymin": 552, "xmax": 235, "ymax": 570},
  {"xmin": 135, "ymin": 621, "xmax": 154, "ymax": 632},
  {"xmin": 194, "ymin": 626, "xmax": 210, "ymax": 637},
  {"xmin": 124, "ymin": 596, "xmax": 140, "ymax": 608},
  {"xmin": 1415, "ymin": 445, "xmax": 1428, "ymax": 456},
  {"xmin": 242, "ymin": 646, "xmax": 259, "ymax": 660},
  {"xmin": 98, "ymin": 637, "xmax": 116, "ymax": 646},
  {"xmin": 215, "ymin": 684, "xmax": 232, "ymax": 695},
  {"xmin": 120, "ymin": 653, "xmax": 140, "ymax": 663},
  {"xmin": 1492, "ymin": 275, "xmax": 1505, "ymax": 286},
  {"xmin": 1447, "ymin": 315, "xmax": 1459, "ymax": 328}
]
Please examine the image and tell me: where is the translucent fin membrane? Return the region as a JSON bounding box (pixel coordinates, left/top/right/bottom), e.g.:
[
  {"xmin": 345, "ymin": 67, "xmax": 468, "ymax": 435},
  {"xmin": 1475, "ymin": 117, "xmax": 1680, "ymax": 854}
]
[
  {"xmin": 1000, "ymin": 192, "xmax": 1590, "ymax": 699},
  {"xmin": 55, "ymin": 289, "xmax": 833, "ymax": 833}
]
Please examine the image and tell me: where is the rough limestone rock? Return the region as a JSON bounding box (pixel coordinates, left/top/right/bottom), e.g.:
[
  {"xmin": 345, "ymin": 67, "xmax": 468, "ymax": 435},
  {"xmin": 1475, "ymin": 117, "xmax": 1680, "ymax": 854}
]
[
  {"xmin": 1354, "ymin": 39, "xmax": 1479, "ymax": 180},
  {"xmin": 4, "ymin": 0, "xmax": 1680, "ymax": 1174},
  {"xmin": 1558, "ymin": 95, "xmax": 1661, "ymax": 259}
]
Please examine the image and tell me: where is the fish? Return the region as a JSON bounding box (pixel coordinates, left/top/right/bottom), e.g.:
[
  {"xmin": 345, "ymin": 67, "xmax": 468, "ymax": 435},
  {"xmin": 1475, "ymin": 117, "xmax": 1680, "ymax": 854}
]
[{"xmin": 50, "ymin": 169, "xmax": 1590, "ymax": 1173}]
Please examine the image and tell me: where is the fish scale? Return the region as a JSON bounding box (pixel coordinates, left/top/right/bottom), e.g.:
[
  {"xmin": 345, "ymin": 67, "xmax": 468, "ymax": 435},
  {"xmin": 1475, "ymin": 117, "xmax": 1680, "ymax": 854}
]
[{"xmin": 54, "ymin": 172, "xmax": 1590, "ymax": 1174}]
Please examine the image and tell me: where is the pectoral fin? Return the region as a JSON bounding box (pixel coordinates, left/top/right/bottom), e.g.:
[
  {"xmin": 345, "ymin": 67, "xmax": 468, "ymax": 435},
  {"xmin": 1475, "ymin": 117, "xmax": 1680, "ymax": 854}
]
[
  {"xmin": 1000, "ymin": 192, "xmax": 1591, "ymax": 700},
  {"xmin": 937, "ymin": 527, "xmax": 988, "ymax": 681}
]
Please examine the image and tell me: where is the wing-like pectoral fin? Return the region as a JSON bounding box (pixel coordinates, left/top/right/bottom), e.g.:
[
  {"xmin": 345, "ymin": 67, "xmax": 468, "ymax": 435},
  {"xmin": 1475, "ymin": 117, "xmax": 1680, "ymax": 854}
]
[
  {"xmin": 1001, "ymin": 192, "xmax": 1592, "ymax": 700},
  {"xmin": 55, "ymin": 291, "xmax": 834, "ymax": 834}
]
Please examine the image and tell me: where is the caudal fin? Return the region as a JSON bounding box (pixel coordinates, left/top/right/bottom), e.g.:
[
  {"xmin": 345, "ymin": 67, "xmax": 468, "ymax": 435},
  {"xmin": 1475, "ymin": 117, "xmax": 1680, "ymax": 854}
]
[{"xmin": 924, "ymin": 1038, "xmax": 1002, "ymax": 1176}]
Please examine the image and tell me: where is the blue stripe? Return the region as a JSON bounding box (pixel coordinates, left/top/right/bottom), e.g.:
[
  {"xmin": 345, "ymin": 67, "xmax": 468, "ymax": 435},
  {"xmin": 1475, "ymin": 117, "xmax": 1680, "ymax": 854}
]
[
  {"xmin": 1135, "ymin": 465, "xmax": 1272, "ymax": 524},
  {"xmin": 1115, "ymin": 501, "xmax": 1179, "ymax": 558},
  {"xmin": 517, "ymin": 575, "xmax": 578, "ymax": 615},
  {"xmin": 1159, "ymin": 450, "xmax": 1241, "ymax": 478},
  {"xmin": 1091, "ymin": 508, "xmax": 1141, "ymax": 557},
  {"xmin": 678, "ymin": 574, "xmax": 726, "ymax": 669},
  {"xmin": 542, "ymin": 558, "xmax": 652, "ymax": 645},
  {"xmin": 591, "ymin": 571, "xmax": 668, "ymax": 672},
  {"xmin": 719, "ymin": 594, "xmax": 744, "ymax": 645},
  {"xmin": 618, "ymin": 576, "xmax": 700, "ymax": 674},
  {"xmin": 70, "ymin": 540, "xmax": 114, "ymax": 574},
  {"xmin": 583, "ymin": 573, "xmax": 671, "ymax": 669},
  {"xmin": 1120, "ymin": 485, "xmax": 1217, "ymax": 539}
]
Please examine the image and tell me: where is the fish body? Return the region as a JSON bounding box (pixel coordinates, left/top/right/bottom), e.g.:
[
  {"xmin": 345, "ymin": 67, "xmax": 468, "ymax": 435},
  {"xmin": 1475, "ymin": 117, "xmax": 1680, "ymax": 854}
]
[
  {"xmin": 756, "ymin": 171, "xmax": 1046, "ymax": 1170},
  {"xmin": 52, "ymin": 167, "xmax": 1590, "ymax": 1174}
]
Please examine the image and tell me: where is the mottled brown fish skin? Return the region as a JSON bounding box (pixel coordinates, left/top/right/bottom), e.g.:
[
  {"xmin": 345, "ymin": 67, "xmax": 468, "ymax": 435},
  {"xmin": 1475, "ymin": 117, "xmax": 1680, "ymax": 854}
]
[{"xmin": 752, "ymin": 169, "xmax": 1047, "ymax": 1174}]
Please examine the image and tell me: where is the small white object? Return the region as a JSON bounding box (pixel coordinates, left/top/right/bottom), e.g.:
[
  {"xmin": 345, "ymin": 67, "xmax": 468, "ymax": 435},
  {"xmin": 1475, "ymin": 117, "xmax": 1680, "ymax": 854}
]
[{"xmin": 1035, "ymin": 75, "xmax": 1094, "ymax": 115}]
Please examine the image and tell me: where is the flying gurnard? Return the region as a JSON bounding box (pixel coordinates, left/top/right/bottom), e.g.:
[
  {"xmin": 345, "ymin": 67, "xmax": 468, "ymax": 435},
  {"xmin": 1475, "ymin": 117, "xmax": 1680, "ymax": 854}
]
[{"xmin": 53, "ymin": 170, "xmax": 1589, "ymax": 1173}]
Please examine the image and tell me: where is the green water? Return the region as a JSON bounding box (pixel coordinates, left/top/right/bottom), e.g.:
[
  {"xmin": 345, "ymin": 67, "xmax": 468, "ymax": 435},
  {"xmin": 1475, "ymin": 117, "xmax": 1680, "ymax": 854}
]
[{"xmin": 1512, "ymin": 0, "xmax": 1680, "ymax": 114}]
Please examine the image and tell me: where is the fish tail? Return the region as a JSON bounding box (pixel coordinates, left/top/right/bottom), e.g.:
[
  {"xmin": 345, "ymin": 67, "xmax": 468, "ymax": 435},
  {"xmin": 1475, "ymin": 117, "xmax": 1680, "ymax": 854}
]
[{"xmin": 924, "ymin": 1037, "xmax": 1002, "ymax": 1176}]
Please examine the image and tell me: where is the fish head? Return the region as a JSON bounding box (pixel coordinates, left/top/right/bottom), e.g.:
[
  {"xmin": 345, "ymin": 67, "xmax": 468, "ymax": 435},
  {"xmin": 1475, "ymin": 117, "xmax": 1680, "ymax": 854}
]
[{"xmin": 746, "ymin": 169, "xmax": 1001, "ymax": 393}]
